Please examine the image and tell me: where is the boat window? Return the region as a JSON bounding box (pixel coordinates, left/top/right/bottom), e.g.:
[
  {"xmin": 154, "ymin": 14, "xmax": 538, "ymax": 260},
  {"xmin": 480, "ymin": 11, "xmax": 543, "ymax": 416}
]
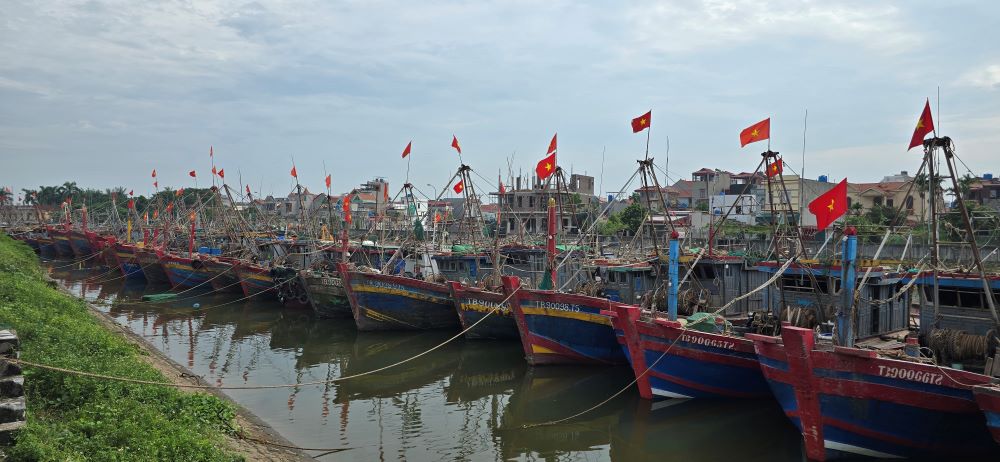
[
  {"xmin": 958, "ymin": 289, "xmax": 983, "ymax": 309},
  {"xmin": 698, "ymin": 266, "xmax": 716, "ymax": 280}
]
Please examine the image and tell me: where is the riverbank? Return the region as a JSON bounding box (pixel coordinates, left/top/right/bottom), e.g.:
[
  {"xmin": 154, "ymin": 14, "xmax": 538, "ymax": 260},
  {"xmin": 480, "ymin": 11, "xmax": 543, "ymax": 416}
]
[{"xmin": 0, "ymin": 235, "xmax": 308, "ymax": 461}]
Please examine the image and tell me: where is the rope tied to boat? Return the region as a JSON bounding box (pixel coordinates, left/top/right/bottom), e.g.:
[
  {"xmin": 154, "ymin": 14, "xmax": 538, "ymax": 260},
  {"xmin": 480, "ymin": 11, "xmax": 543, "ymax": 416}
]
[{"xmin": 9, "ymin": 286, "xmax": 522, "ymax": 390}]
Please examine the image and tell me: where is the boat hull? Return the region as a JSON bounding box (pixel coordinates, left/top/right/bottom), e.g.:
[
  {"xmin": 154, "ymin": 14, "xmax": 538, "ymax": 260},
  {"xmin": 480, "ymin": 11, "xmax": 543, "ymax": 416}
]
[
  {"xmin": 504, "ymin": 277, "xmax": 627, "ymax": 366},
  {"xmin": 50, "ymin": 230, "xmax": 74, "ymax": 257},
  {"xmin": 301, "ymin": 270, "xmax": 352, "ymax": 318},
  {"xmin": 749, "ymin": 326, "xmax": 999, "ymax": 461},
  {"xmin": 201, "ymin": 258, "xmax": 243, "ymax": 294},
  {"xmin": 112, "ymin": 242, "xmax": 147, "ymax": 281},
  {"xmin": 448, "ymin": 282, "xmax": 519, "ymax": 339},
  {"xmin": 973, "ymin": 385, "xmax": 1000, "ymax": 445},
  {"xmin": 159, "ymin": 253, "xmax": 211, "ymax": 289},
  {"xmin": 235, "ymin": 263, "xmax": 279, "ymax": 300},
  {"xmin": 135, "ymin": 248, "xmax": 171, "ymax": 284},
  {"xmin": 68, "ymin": 230, "xmax": 94, "ymax": 257},
  {"xmin": 339, "ymin": 263, "xmax": 459, "ymax": 331},
  {"xmin": 36, "ymin": 237, "xmax": 57, "ymax": 256},
  {"xmin": 610, "ymin": 305, "xmax": 770, "ymax": 399}
]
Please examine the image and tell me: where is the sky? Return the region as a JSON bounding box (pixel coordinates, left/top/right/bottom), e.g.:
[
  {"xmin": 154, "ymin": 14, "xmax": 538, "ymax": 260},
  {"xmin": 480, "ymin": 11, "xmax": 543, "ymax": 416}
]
[{"xmin": 2, "ymin": 0, "xmax": 999, "ymax": 201}]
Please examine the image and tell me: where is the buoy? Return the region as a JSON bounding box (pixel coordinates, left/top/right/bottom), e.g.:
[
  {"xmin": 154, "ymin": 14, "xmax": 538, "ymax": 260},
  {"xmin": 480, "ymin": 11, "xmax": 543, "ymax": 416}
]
[{"xmin": 193, "ymin": 303, "xmax": 201, "ymax": 308}]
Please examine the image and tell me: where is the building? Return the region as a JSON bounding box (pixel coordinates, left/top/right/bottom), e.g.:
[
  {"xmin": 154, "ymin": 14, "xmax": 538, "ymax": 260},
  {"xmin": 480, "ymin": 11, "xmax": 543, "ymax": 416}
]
[
  {"xmin": 495, "ymin": 172, "xmax": 598, "ymax": 235},
  {"xmin": 968, "ymin": 174, "xmax": 1000, "ymax": 212},
  {"xmin": 847, "ymin": 171, "xmax": 933, "ymax": 223}
]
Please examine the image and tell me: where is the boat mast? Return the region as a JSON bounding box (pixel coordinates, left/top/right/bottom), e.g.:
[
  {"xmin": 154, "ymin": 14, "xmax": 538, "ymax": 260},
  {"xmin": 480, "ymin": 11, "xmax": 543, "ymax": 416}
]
[{"xmin": 933, "ymin": 136, "xmax": 1000, "ymax": 331}]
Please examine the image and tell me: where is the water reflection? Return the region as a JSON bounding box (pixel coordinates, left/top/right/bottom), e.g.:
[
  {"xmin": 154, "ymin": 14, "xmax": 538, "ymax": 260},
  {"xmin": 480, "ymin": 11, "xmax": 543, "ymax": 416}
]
[{"xmin": 45, "ymin": 258, "xmax": 805, "ymax": 461}]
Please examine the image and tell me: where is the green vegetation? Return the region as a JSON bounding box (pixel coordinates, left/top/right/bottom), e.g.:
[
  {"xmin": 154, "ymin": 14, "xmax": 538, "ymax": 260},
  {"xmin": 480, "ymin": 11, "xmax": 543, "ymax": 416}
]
[
  {"xmin": 598, "ymin": 202, "xmax": 648, "ymax": 236},
  {"xmin": 0, "ymin": 235, "xmax": 241, "ymax": 461}
]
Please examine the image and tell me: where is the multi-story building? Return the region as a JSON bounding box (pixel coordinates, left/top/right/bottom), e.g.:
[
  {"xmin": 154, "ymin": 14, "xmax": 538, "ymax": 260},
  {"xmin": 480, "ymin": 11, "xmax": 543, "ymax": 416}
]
[{"xmin": 494, "ymin": 172, "xmax": 598, "ymax": 235}]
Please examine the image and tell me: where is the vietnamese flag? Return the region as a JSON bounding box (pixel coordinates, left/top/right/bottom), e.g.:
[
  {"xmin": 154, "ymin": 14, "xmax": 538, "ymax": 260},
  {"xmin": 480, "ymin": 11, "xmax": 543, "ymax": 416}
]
[
  {"xmin": 189, "ymin": 170, "xmax": 197, "ymax": 178},
  {"xmin": 151, "ymin": 169, "xmax": 157, "ymax": 178},
  {"xmin": 217, "ymin": 169, "xmax": 224, "ymax": 179},
  {"xmin": 128, "ymin": 189, "xmax": 134, "ymax": 196},
  {"xmin": 290, "ymin": 166, "xmax": 297, "ymax": 178},
  {"xmin": 453, "ymin": 180, "xmax": 464, "ymax": 194},
  {"xmin": 808, "ymin": 179, "xmax": 848, "ymax": 231},
  {"xmin": 209, "ymin": 145, "xmax": 214, "ymax": 157},
  {"xmin": 536, "ymin": 133, "xmax": 558, "ymax": 181},
  {"xmin": 451, "ymin": 135, "xmax": 462, "ymax": 154},
  {"xmin": 153, "ymin": 209, "xmax": 159, "ymax": 219},
  {"xmin": 325, "ymin": 174, "xmax": 332, "ymax": 189},
  {"xmin": 631, "ymin": 111, "xmax": 651, "ymax": 133},
  {"xmin": 402, "ymin": 141, "xmax": 412, "ymax": 158},
  {"xmin": 767, "ymin": 159, "xmax": 783, "ymax": 177},
  {"xmin": 166, "ymin": 202, "xmax": 174, "ymax": 213},
  {"xmin": 434, "ymin": 212, "xmax": 442, "ymax": 223},
  {"xmin": 176, "ymin": 188, "xmax": 184, "ymax": 197},
  {"xmin": 908, "ymin": 99, "xmax": 935, "ymax": 150},
  {"xmin": 153, "ymin": 181, "xmax": 158, "ymax": 188},
  {"xmin": 127, "ymin": 199, "xmax": 135, "ymax": 209},
  {"xmin": 740, "ymin": 118, "xmax": 770, "ymax": 147}
]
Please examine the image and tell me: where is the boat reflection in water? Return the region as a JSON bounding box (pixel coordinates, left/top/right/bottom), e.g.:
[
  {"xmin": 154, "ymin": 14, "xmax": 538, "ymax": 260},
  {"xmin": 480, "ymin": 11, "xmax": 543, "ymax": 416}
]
[
  {"xmin": 44, "ymin": 260, "xmax": 811, "ymax": 462},
  {"xmin": 611, "ymin": 399, "xmax": 803, "ymax": 462}
]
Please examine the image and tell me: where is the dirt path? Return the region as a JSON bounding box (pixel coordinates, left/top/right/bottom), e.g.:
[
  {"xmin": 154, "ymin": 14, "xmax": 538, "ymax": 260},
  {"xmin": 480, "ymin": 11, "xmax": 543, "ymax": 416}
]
[{"xmin": 74, "ymin": 287, "xmax": 318, "ymax": 462}]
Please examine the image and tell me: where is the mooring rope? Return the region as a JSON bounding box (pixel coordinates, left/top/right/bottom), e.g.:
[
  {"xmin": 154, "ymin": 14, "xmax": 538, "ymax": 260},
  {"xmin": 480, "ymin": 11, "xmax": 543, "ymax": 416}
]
[
  {"xmin": 11, "ymin": 286, "xmax": 522, "ymax": 390},
  {"xmin": 522, "ymin": 252, "xmax": 798, "ymax": 428}
]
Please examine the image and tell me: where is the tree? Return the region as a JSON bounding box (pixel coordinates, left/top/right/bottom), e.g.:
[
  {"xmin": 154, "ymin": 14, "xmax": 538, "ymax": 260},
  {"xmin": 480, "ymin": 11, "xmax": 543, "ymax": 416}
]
[{"xmin": 618, "ymin": 203, "xmax": 648, "ymax": 233}]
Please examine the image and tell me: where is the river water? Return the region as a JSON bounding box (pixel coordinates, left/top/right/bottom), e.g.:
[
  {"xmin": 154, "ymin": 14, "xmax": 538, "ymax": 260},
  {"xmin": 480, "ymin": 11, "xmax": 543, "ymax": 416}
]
[{"xmin": 47, "ymin": 259, "xmax": 805, "ymax": 461}]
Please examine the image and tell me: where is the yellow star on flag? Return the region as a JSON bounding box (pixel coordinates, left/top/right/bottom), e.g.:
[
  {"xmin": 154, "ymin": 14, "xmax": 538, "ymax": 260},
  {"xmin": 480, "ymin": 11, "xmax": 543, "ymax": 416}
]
[
  {"xmin": 827, "ymin": 199, "xmax": 835, "ymax": 212},
  {"xmin": 751, "ymin": 129, "xmax": 759, "ymax": 138},
  {"xmin": 546, "ymin": 163, "xmax": 552, "ymax": 171}
]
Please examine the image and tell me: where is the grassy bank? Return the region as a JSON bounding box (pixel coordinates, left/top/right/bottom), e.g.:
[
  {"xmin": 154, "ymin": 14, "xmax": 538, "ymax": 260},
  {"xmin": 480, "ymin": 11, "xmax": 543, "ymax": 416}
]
[{"xmin": 0, "ymin": 235, "xmax": 241, "ymax": 461}]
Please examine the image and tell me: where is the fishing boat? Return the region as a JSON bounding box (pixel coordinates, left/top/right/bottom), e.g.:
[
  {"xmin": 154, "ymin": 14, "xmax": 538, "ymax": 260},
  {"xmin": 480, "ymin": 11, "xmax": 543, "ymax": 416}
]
[
  {"xmin": 338, "ymin": 261, "xmax": 458, "ymax": 331},
  {"xmin": 234, "ymin": 261, "xmax": 278, "ymax": 300},
  {"xmin": 747, "ymin": 135, "xmax": 1000, "ymax": 460},
  {"xmin": 135, "ymin": 247, "xmax": 171, "ymax": 284},
  {"xmin": 159, "ymin": 251, "xmax": 211, "ymax": 289},
  {"xmin": 48, "ymin": 226, "xmax": 74, "ymax": 257},
  {"xmin": 300, "ymin": 268, "xmax": 351, "ymax": 317},
  {"xmin": 198, "ymin": 255, "xmax": 243, "ymax": 294},
  {"xmin": 110, "ymin": 241, "xmax": 146, "ymax": 280},
  {"xmin": 448, "ymin": 281, "xmax": 519, "ymax": 339}
]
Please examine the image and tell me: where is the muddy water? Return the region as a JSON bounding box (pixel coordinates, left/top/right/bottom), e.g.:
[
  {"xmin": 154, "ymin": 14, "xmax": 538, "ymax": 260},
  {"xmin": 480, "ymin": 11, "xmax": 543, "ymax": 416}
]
[{"xmin": 47, "ymin": 259, "xmax": 804, "ymax": 461}]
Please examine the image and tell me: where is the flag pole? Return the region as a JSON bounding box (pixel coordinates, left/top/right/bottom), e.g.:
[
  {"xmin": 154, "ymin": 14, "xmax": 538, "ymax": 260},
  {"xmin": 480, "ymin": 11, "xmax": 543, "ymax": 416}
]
[{"xmin": 644, "ymin": 110, "xmax": 652, "ymax": 161}]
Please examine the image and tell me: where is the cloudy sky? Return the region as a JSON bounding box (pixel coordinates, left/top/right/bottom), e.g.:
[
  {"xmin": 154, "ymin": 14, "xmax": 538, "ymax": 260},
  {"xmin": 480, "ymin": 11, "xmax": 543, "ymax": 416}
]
[{"xmin": 2, "ymin": 0, "xmax": 999, "ymax": 200}]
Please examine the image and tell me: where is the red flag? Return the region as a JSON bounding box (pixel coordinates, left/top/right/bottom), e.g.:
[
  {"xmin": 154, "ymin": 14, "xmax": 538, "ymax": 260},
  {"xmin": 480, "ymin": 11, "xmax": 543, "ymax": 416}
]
[
  {"xmin": 402, "ymin": 141, "xmax": 412, "ymax": 158},
  {"xmin": 325, "ymin": 174, "xmax": 331, "ymax": 189},
  {"xmin": 547, "ymin": 133, "xmax": 557, "ymax": 155},
  {"xmin": 451, "ymin": 135, "xmax": 462, "ymax": 154},
  {"xmin": 151, "ymin": 169, "xmax": 157, "ymax": 178},
  {"xmin": 189, "ymin": 170, "xmax": 196, "ymax": 178},
  {"xmin": 536, "ymin": 152, "xmax": 556, "ymax": 181},
  {"xmin": 153, "ymin": 181, "xmax": 158, "ymax": 188},
  {"xmin": 434, "ymin": 212, "xmax": 442, "ymax": 223},
  {"xmin": 453, "ymin": 180, "xmax": 464, "ymax": 194},
  {"xmin": 128, "ymin": 189, "xmax": 134, "ymax": 196},
  {"xmin": 217, "ymin": 169, "xmax": 224, "ymax": 179},
  {"xmin": 908, "ymin": 99, "xmax": 935, "ymax": 150},
  {"xmin": 166, "ymin": 202, "xmax": 174, "ymax": 213},
  {"xmin": 499, "ymin": 181, "xmax": 506, "ymax": 194},
  {"xmin": 740, "ymin": 118, "xmax": 770, "ymax": 147},
  {"xmin": 290, "ymin": 166, "xmax": 297, "ymax": 178},
  {"xmin": 153, "ymin": 209, "xmax": 159, "ymax": 219},
  {"xmin": 808, "ymin": 179, "xmax": 848, "ymax": 231},
  {"xmin": 143, "ymin": 211, "xmax": 149, "ymax": 222},
  {"xmin": 767, "ymin": 159, "xmax": 783, "ymax": 177},
  {"xmin": 211, "ymin": 166, "xmax": 217, "ymax": 176},
  {"xmin": 176, "ymin": 188, "xmax": 184, "ymax": 197},
  {"xmin": 631, "ymin": 111, "xmax": 651, "ymax": 133},
  {"xmin": 127, "ymin": 199, "xmax": 135, "ymax": 209},
  {"xmin": 383, "ymin": 182, "xmax": 389, "ymax": 202},
  {"xmin": 246, "ymin": 184, "xmax": 251, "ymax": 194},
  {"xmin": 209, "ymin": 145, "xmax": 214, "ymax": 157},
  {"xmin": 343, "ymin": 195, "xmax": 352, "ymax": 224}
]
